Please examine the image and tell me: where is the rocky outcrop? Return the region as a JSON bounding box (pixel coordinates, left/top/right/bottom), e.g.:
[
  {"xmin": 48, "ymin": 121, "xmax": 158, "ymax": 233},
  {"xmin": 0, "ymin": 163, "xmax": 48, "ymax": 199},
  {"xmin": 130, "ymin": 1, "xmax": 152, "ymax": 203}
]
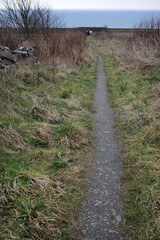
[{"xmin": 0, "ymin": 46, "xmax": 36, "ymax": 72}]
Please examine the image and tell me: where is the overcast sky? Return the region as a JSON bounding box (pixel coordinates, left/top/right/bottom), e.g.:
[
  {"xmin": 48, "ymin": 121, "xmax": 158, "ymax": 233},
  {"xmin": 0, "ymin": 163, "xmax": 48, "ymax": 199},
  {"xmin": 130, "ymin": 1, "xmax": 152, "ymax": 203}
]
[
  {"xmin": 42, "ymin": 0, "xmax": 160, "ymax": 10},
  {"xmin": 0, "ymin": 0, "xmax": 159, "ymax": 10}
]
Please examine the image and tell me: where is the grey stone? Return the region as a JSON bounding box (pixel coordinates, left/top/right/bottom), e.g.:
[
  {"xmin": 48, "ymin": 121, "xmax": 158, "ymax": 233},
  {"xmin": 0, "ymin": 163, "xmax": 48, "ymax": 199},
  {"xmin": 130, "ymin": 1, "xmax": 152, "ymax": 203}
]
[
  {"xmin": 0, "ymin": 45, "xmax": 36, "ymax": 73},
  {"xmin": 82, "ymin": 230, "xmax": 87, "ymax": 235},
  {"xmin": 109, "ymin": 229, "xmax": 117, "ymax": 234},
  {"xmin": 0, "ymin": 62, "xmax": 5, "ymax": 69},
  {"xmin": 0, "ymin": 46, "xmax": 15, "ymax": 62},
  {"xmin": 3, "ymin": 46, "xmax": 10, "ymax": 51},
  {"xmin": 2, "ymin": 59, "xmax": 13, "ymax": 66},
  {"xmin": 116, "ymin": 215, "xmax": 122, "ymax": 222},
  {"xmin": 18, "ymin": 46, "xmax": 35, "ymax": 57},
  {"xmin": 12, "ymin": 50, "xmax": 29, "ymax": 58},
  {"xmin": 18, "ymin": 46, "xmax": 28, "ymax": 51}
]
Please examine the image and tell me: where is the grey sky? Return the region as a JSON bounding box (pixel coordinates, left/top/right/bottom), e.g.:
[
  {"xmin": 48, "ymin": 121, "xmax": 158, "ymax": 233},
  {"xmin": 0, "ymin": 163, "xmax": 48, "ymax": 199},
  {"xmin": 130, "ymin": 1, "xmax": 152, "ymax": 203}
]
[
  {"xmin": 42, "ymin": 0, "xmax": 160, "ymax": 10},
  {"xmin": 0, "ymin": 0, "xmax": 159, "ymax": 10}
]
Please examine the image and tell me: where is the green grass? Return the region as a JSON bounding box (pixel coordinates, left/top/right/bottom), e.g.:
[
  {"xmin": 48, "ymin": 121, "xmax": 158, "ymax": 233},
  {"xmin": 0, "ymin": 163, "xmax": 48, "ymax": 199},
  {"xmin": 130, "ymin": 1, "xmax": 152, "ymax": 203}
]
[
  {"xmin": 0, "ymin": 44, "xmax": 96, "ymax": 239},
  {"xmin": 93, "ymin": 38, "xmax": 160, "ymax": 240}
]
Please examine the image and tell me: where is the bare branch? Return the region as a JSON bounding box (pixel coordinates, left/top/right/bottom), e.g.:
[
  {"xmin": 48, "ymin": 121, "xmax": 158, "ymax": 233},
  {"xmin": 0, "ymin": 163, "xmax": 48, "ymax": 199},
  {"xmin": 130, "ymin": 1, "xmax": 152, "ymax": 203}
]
[{"xmin": 0, "ymin": 0, "xmax": 65, "ymax": 38}]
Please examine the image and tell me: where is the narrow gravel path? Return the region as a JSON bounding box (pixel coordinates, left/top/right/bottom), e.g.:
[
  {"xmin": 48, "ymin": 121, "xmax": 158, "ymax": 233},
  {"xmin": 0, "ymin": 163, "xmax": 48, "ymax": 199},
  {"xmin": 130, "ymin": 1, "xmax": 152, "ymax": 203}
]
[{"xmin": 78, "ymin": 42, "xmax": 128, "ymax": 240}]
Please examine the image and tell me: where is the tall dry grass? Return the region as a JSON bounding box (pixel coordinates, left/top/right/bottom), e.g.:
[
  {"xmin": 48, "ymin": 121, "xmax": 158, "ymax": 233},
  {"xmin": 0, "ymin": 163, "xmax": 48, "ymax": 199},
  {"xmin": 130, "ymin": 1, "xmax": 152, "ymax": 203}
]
[
  {"xmin": 93, "ymin": 15, "xmax": 160, "ymax": 70},
  {"xmin": 0, "ymin": 29, "xmax": 87, "ymax": 67},
  {"xmin": 34, "ymin": 31, "xmax": 87, "ymax": 66},
  {"xmin": 0, "ymin": 28, "xmax": 21, "ymax": 49},
  {"xmin": 134, "ymin": 14, "xmax": 160, "ymax": 47}
]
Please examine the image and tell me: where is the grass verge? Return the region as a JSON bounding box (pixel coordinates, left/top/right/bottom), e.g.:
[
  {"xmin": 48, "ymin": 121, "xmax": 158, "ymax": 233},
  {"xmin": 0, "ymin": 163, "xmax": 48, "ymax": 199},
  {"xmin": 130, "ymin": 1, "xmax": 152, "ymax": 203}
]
[
  {"xmin": 0, "ymin": 43, "xmax": 96, "ymax": 239},
  {"xmin": 93, "ymin": 37, "xmax": 160, "ymax": 240}
]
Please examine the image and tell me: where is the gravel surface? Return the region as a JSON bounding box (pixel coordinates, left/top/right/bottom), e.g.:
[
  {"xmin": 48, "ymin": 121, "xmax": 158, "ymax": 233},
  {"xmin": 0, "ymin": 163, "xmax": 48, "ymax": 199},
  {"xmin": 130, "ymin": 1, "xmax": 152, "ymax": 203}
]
[{"xmin": 78, "ymin": 41, "xmax": 129, "ymax": 240}]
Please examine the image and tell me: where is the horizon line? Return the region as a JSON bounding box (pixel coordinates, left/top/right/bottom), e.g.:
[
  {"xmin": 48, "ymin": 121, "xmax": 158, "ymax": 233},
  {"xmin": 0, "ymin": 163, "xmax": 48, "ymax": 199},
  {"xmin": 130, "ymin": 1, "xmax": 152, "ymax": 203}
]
[{"xmin": 54, "ymin": 9, "xmax": 160, "ymax": 11}]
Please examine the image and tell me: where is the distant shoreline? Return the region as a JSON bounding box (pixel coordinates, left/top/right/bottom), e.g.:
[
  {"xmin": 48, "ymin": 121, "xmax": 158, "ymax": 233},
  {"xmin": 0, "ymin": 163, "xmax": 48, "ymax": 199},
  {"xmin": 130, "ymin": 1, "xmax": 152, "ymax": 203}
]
[{"xmin": 61, "ymin": 10, "xmax": 160, "ymax": 28}]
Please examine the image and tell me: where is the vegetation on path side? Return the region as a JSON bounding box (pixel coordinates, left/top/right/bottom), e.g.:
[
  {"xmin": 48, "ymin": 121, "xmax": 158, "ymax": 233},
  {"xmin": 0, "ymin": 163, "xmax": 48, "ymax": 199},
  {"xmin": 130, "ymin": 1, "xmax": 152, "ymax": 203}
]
[
  {"xmin": 92, "ymin": 34, "xmax": 160, "ymax": 240},
  {"xmin": 0, "ymin": 41, "xmax": 96, "ymax": 239}
]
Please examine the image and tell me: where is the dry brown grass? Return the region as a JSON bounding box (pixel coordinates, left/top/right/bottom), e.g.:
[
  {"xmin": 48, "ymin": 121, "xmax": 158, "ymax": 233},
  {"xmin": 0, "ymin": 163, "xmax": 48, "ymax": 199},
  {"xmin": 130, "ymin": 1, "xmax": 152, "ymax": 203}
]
[
  {"xmin": 0, "ymin": 29, "xmax": 87, "ymax": 69},
  {"xmin": 0, "ymin": 28, "xmax": 21, "ymax": 50},
  {"xmin": 0, "ymin": 38, "xmax": 96, "ymax": 239},
  {"xmin": 95, "ymin": 35, "xmax": 159, "ymax": 71},
  {"xmin": 0, "ymin": 171, "xmax": 67, "ymax": 239},
  {"xmin": 0, "ymin": 127, "xmax": 27, "ymax": 154},
  {"xmin": 93, "ymin": 16, "xmax": 160, "ymax": 71},
  {"xmin": 34, "ymin": 31, "xmax": 87, "ymax": 66},
  {"xmin": 93, "ymin": 26, "xmax": 160, "ymax": 239}
]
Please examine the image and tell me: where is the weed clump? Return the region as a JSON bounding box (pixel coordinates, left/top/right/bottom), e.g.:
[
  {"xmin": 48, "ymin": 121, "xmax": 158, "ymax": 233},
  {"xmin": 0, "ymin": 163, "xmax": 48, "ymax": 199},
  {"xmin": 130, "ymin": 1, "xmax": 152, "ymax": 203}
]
[
  {"xmin": 52, "ymin": 153, "xmax": 68, "ymax": 171},
  {"xmin": 30, "ymin": 106, "xmax": 45, "ymax": 121}
]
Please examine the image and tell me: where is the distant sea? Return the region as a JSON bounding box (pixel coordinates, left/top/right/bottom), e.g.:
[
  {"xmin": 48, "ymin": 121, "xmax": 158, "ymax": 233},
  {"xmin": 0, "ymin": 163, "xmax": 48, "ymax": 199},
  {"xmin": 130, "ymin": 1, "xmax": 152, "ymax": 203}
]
[{"xmin": 61, "ymin": 10, "xmax": 160, "ymax": 28}]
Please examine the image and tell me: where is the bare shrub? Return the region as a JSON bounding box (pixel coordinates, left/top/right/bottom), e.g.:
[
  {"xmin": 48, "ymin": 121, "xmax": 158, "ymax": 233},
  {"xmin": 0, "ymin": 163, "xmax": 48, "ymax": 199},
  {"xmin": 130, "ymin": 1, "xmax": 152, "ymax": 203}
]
[
  {"xmin": 1, "ymin": 0, "xmax": 64, "ymax": 39},
  {"xmin": 134, "ymin": 14, "xmax": 160, "ymax": 48},
  {"xmin": 0, "ymin": 0, "xmax": 86, "ymax": 67}
]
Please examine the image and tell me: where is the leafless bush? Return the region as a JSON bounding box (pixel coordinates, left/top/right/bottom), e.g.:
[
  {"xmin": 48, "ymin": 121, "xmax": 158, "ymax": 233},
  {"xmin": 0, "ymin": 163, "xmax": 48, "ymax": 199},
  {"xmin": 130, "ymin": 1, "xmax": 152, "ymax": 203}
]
[
  {"xmin": 0, "ymin": 1, "xmax": 87, "ymax": 66},
  {"xmin": 134, "ymin": 14, "xmax": 160, "ymax": 49},
  {"xmin": 0, "ymin": 0, "xmax": 64, "ymax": 39}
]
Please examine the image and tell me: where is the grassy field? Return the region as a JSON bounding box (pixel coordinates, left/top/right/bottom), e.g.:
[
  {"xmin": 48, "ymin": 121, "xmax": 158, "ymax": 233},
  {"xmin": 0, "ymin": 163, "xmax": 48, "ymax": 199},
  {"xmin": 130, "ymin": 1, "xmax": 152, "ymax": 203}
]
[
  {"xmin": 92, "ymin": 34, "xmax": 160, "ymax": 239},
  {"xmin": 0, "ymin": 40, "xmax": 96, "ymax": 239},
  {"xmin": 1, "ymin": 25, "xmax": 160, "ymax": 239}
]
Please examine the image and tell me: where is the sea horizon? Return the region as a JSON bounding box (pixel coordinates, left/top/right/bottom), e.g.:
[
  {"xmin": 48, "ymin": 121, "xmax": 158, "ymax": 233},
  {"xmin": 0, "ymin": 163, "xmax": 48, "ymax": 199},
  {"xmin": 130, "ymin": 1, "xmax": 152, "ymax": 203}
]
[{"xmin": 59, "ymin": 9, "xmax": 160, "ymax": 28}]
